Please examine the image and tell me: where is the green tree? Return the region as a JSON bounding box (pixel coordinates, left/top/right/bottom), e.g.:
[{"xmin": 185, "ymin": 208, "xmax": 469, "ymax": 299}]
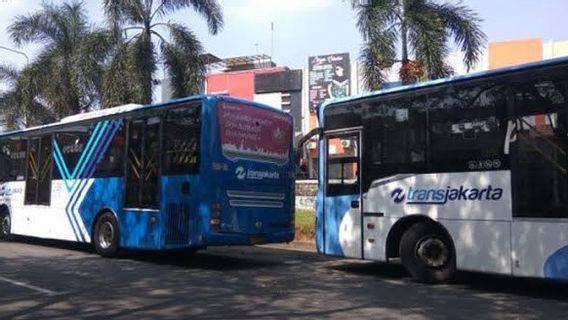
[
  {"xmin": 0, "ymin": 64, "xmax": 56, "ymax": 129},
  {"xmin": 102, "ymin": 0, "xmax": 224, "ymax": 106},
  {"xmin": 0, "ymin": 1, "xmax": 110, "ymax": 127},
  {"xmin": 352, "ymin": 0, "xmax": 486, "ymax": 89}
]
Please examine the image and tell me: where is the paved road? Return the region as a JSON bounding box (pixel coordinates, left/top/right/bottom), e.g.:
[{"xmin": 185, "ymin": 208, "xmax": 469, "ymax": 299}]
[{"xmin": 1, "ymin": 238, "xmax": 568, "ymax": 319}]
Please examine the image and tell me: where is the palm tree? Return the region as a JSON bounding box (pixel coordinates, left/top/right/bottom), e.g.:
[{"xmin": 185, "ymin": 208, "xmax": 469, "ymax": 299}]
[
  {"xmin": 0, "ymin": 64, "xmax": 56, "ymax": 129},
  {"xmin": 1, "ymin": 1, "xmax": 110, "ymax": 127},
  {"xmin": 102, "ymin": 0, "xmax": 224, "ymax": 106},
  {"xmin": 352, "ymin": 0, "xmax": 486, "ymax": 89}
]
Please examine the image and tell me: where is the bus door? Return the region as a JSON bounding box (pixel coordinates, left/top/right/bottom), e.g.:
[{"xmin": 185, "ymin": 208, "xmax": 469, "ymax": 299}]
[
  {"xmin": 323, "ymin": 130, "xmax": 362, "ymax": 258},
  {"xmin": 125, "ymin": 116, "xmax": 161, "ymax": 210}
]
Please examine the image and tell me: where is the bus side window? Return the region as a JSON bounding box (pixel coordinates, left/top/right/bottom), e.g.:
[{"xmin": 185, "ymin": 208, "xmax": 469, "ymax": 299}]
[
  {"xmin": 326, "ymin": 134, "xmax": 359, "ymax": 196},
  {"xmin": 363, "ymin": 101, "xmax": 427, "ymax": 180},
  {"xmin": 10, "ymin": 139, "xmax": 27, "ymax": 181},
  {"xmin": 162, "ymin": 104, "xmax": 201, "ymax": 176},
  {"xmin": 94, "ymin": 123, "xmax": 125, "ymax": 178},
  {"xmin": 427, "ymin": 84, "xmax": 508, "ymax": 172},
  {"xmin": 53, "ymin": 126, "xmax": 89, "ymax": 180},
  {"xmin": 509, "ymin": 79, "xmax": 568, "ymax": 218},
  {"xmin": 0, "ymin": 140, "xmax": 8, "ymax": 181}
]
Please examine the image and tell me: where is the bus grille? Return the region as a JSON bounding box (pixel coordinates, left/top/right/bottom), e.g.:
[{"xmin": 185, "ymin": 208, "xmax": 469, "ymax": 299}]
[
  {"xmin": 226, "ymin": 190, "xmax": 285, "ymax": 208},
  {"xmin": 165, "ymin": 203, "xmax": 190, "ymax": 245}
]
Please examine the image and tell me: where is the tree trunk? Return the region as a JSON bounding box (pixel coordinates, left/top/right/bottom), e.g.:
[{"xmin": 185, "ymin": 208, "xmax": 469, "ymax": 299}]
[{"xmin": 399, "ymin": 0, "xmax": 412, "ymax": 84}]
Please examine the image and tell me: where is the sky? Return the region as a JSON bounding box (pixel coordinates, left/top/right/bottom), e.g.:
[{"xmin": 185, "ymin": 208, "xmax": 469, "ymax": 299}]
[{"xmin": 1, "ymin": 0, "xmax": 568, "ymax": 70}]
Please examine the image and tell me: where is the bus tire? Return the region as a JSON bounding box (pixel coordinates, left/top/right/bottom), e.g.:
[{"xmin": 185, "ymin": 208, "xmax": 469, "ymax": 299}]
[
  {"xmin": 399, "ymin": 222, "xmax": 456, "ymax": 284},
  {"xmin": 0, "ymin": 209, "xmax": 11, "ymax": 241},
  {"xmin": 94, "ymin": 212, "xmax": 120, "ymax": 257}
]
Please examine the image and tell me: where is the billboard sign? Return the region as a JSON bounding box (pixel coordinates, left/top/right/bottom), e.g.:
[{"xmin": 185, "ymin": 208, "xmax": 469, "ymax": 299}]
[{"xmin": 308, "ymin": 53, "xmax": 351, "ymax": 112}]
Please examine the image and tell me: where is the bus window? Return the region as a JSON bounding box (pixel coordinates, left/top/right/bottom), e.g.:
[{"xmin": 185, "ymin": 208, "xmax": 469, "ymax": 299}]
[
  {"xmin": 509, "ymin": 79, "xmax": 568, "ymax": 218},
  {"xmin": 326, "ymin": 133, "xmax": 359, "ymax": 196},
  {"xmin": 53, "ymin": 126, "xmax": 89, "ymax": 180},
  {"xmin": 428, "ymin": 83, "xmax": 508, "ymax": 172},
  {"xmin": 362, "ymin": 101, "xmax": 427, "ymax": 183},
  {"xmin": 163, "ymin": 105, "xmax": 201, "ymax": 175},
  {"xmin": 9, "ymin": 139, "xmax": 26, "ymax": 181},
  {"xmin": 25, "ymin": 135, "xmax": 52, "ymax": 205},
  {"xmin": 95, "ymin": 124, "xmax": 125, "ymax": 178},
  {"xmin": 125, "ymin": 116, "xmax": 161, "ymax": 209},
  {"xmin": 0, "ymin": 140, "xmax": 8, "ymax": 181},
  {"xmin": 0, "ymin": 138, "xmax": 27, "ymax": 182}
]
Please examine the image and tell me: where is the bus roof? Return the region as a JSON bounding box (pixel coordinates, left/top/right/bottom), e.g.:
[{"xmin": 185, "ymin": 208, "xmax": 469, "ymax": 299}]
[
  {"xmin": 320, "ymin": 55, "xmax": 568, "ymax": 113},
  {"xmin": 0, "ymin": 94, "xmax": 290, "ymax": 138}
]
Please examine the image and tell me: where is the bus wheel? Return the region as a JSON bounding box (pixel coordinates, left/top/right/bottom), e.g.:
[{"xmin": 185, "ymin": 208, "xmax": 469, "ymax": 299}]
[
  {"xmin": 0, "ymin": 210, "xmax": 11, "ymax": 241},
  {"xmin": 399, "ymin": 223, "xmax": 456, "ymax": 284},
  {"xmin": 94, "ymin": 212, "xmax": 120, "ymax": 257}
]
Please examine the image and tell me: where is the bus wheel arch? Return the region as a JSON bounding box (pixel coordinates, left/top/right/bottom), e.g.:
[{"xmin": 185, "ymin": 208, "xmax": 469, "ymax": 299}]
[
  {"xmin": 0, "ymin": 205, "xmax": 11, "ymax": 240},
  {"xmin": 92, "ymin": 209, "xmax": 120, "ymax": 257},
  {"xmin": 389, "ymin": 216, "xmax": 456, "ymax": 283}
]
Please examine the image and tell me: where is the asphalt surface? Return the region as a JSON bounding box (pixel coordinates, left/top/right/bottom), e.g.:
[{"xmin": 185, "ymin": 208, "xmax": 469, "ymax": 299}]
[{"xmin": 1, "ymin": 237, "xmax": 568, "ymax": 319}]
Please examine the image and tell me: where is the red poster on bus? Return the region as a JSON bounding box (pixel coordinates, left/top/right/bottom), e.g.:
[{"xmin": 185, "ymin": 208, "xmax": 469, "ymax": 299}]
[{"xmin": 218, "ymin": 102, "xmax": 292, "ymax": 164}]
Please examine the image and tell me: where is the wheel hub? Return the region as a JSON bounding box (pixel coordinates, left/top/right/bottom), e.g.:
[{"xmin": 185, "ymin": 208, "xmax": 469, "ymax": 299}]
[
  {"xmin": 416, "ymin": 237, "xmax": 449, "ymax": 268},
  {"xmin": 99, "ymin": 221, "xmax": 114, "ymax": 249},
  {"xmin": 1, "ymin": 215, "xmax": 9, "ymax": 235}
]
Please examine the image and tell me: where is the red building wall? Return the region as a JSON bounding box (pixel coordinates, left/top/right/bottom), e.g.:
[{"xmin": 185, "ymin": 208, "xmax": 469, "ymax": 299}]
[
  {"xmin": 206, "ymin": 67, "xmax": 289, "ymax": 100},
  {"xmin": 206, "ymin": 71, "xmax": 255, "ymax": 100}
]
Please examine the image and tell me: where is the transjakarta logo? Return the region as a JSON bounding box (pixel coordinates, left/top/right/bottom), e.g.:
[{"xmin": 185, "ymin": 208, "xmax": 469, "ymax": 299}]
[
  {"xmin": 236, "ymin": 166, "xmax": 246, "ymax": 180},
  {"xmin": 390, "ymin": 185, "xmax": 503, "ymax": 205},
  {"xmin": 235, "ymin": 166, "xmax": 280, "ymax": 180}
]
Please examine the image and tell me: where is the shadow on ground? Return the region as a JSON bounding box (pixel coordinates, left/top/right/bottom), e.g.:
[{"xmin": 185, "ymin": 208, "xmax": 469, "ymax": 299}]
[{"xmin": 1, "ymin": 237, "xmax": 568, "ymax": 319}]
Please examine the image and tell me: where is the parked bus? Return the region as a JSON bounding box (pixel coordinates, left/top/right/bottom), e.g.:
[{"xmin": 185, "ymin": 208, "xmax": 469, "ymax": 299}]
[
  {"xmin": 307, "ymin": 56, "xmax": 568, "ymax": 283},
  {"xmin": 0, "ymin": 95, "xmax": 295, "ymax": 256}
]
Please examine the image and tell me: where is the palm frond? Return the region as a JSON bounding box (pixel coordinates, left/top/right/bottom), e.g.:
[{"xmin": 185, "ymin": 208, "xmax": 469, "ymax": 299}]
[
  {"xmin": 102, "ymin": 45, "xmax": 135, "ymax": 108},
  {"xmin": 360, "ymin": 43, "xmax": 388, "ymax": 90},
  {"xmin": 0, "ymin": 64, "xmax": 20, "ymax": 86},
  {"xmin": 406, "ymin": 4, "xmax": 451, "ymax": 79},
  {"xmin": 161, "ymin": 22, "xmax": 205, "ymax": 96},
  {"xmin": 354, "ymin": 0, "xmax": 399, "ymax": 41},
  {"xmin": 156, "ymin": 0, "xmax": 223, "ymax": 34},
  {"xmin": 433, "ymin": 2, "xmax": 486, "ymax": 71},
  {"xmin": 104, "ymin": 0, "xmax": 145, "ymax": 26},
  {"xmin": 9, "ymin": 4, "xmax": 60, "ymax": 46}
]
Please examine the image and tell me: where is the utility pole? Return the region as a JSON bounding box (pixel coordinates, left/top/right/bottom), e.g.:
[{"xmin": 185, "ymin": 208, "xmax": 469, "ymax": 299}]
[{"xmin": 270, "ymin": 22, "xmax": 274, "ymax": 59}]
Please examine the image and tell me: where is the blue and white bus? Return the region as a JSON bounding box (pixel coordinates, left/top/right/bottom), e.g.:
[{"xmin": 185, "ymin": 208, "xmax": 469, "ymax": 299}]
[
  {"xmin": 0, "ymin": 95, "xmax": 295, "ymax": 256},
  {"xmin": 306, "ymin": 56, "xmax": 568, "ymax": 283}
]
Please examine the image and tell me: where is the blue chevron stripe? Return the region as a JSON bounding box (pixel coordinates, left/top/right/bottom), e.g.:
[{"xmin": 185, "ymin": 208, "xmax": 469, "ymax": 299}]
[
  {"xmin": 67, "ymin": 121, "xmax": 109, "ymax": 191},
  {"xmin": 53, "ymin": 121, "xmax": 109, "ymax": 193},
  {"xmin": 52, "ymin": 145, "xmax": 73, "ymax": 193},
  {"xmin": 65, "ymin": 120, "xmax": 123, "ymax": 241},
  {"xmin": 69, "ymin": 122, "xmax": 106, "ymax": 179},
  {"xmin": 67, "ymin": 178, "xmax": 88, "ymax": 241},
  {"xmin": 52, "ymin": 140, "xmax": 71, "ymax": 179}
]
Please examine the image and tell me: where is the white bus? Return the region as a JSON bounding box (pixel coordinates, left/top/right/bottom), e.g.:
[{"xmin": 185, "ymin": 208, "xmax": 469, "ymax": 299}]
[{"xmin": 307, "ymin": 56, "xmax": 568, "ymax": 283}]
